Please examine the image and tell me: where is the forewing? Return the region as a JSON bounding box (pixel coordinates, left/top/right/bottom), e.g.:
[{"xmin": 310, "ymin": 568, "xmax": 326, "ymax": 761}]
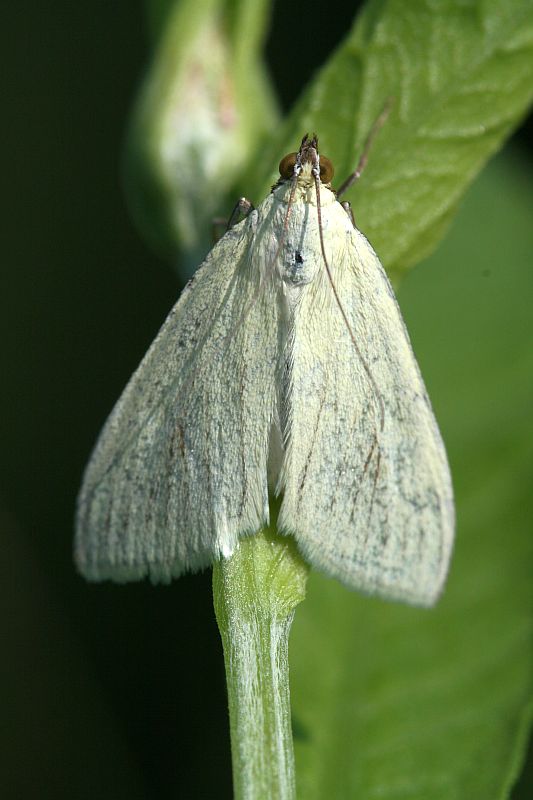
[
  {"xmin": 75, "ymin": 219, "xmax": 279, "ymax": 582},
  {"xmin": 278, "ymin": 220, "xmax": 454, "ymax": 606}
]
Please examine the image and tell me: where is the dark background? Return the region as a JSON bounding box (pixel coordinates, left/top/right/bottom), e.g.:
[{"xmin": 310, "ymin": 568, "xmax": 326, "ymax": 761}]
[{"xmin": 2, "ymin": 2, "xmax": 531, "ymax": 798}]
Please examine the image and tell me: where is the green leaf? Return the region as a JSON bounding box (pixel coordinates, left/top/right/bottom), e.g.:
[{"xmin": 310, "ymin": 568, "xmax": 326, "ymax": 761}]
[
  {"xmin": 124, "ymin": 0, "xmax": 278, "ymax": 269},
  {"xmin": 244, "ymin": 0, "xmax": 533, "ymax": 280},
  {"xmin": 290, "ymin": 149, "xmax": 533, "ymax": 799}
]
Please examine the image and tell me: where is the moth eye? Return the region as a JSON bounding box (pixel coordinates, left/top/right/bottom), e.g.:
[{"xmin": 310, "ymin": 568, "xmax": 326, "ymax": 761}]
[
  {"xmin": 279, "ymin": 153, "xmax": 297, "ymax": 179},
  {"xmin": 319, "ymin": 156, "xmax": 334, "ymax": 183}
]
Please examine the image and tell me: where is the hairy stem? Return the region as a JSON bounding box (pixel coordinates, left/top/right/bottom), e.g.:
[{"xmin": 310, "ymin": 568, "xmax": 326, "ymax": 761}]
[{"xmin": 213, "ymin": 514, "xmax": 309, "ymax": 800}]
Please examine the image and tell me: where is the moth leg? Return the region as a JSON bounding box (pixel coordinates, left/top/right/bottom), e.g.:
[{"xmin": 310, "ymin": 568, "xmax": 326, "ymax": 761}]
[
  {"xmin": 341, "ymin": 200, "xmax": 356, "ymax": 228},
  {"xmin": 227, "ymin": 197, "xmax": 255, "ymax": 230},
  {"xmin": 211, "ymin": 197, "xmax": 255, "ymax": 243}
]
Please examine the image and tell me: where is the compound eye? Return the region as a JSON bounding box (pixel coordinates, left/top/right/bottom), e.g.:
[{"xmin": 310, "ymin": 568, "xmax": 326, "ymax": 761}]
[
  {"xmin": 279, "ymin": 152, "xmax": 297, "ymax": 179},
  {"xmin": 319, "ymin": 156, "xmax": 334, "ymax": 183}
]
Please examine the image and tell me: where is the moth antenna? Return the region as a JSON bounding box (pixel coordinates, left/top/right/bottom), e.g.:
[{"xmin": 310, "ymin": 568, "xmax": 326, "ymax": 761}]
[
  {"xmin": 313, "ymin": 170, "xmax": 385, "ymax": 432},
  {"xmin": 336, "ymin": 97, "xmax": 394, "ymax": 199}
]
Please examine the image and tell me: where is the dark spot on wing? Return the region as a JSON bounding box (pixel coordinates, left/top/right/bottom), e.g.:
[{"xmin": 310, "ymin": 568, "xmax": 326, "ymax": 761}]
[{"xmin": 284, "ymin": 249, "xmax": 308, "ymax": 285}]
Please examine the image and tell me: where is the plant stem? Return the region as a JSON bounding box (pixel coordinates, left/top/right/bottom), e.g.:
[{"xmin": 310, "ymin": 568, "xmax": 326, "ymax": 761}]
[{"xmin": 213, "ymin": 514, "xmax": 309, "ymax": 800}]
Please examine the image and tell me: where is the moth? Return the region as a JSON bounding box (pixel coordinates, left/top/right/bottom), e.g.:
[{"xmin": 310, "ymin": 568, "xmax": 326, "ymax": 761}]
[{"xmin": 75, "ymin": 123, "xmax": 454, "ymax": 606}]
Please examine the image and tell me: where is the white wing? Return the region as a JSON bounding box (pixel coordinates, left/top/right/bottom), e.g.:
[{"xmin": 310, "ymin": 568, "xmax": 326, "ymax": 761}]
[
  {"xmin": 277, "ymin": 203, "xmax": 454, "ymax": 606},
  {"xmin": 75, "ymin": 216, "xmax": 281, "ymax": 582}
]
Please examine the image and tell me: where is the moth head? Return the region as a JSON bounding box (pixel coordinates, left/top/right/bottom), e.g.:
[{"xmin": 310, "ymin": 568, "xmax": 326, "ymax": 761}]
[{"xmin": 278, "ymin": 134, "xmax": 334, "ymax": 184}]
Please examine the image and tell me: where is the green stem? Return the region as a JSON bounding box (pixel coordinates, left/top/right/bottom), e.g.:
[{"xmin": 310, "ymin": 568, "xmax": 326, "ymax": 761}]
[{"xmin": 213, "ymin": 511, "xmax": 309, "ymax": 800}]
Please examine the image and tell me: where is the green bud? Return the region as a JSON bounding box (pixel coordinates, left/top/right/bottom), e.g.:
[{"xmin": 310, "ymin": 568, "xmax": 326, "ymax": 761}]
[{"xmin": 124, "ymin": 0, "xmax": 279, "ymax": 274}]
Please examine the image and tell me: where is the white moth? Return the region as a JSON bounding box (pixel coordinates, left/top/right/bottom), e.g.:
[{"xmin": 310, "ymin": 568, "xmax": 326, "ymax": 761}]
[{"xmin": 75, "ymin": 129, "xmax": 454, "ymax": 606}]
